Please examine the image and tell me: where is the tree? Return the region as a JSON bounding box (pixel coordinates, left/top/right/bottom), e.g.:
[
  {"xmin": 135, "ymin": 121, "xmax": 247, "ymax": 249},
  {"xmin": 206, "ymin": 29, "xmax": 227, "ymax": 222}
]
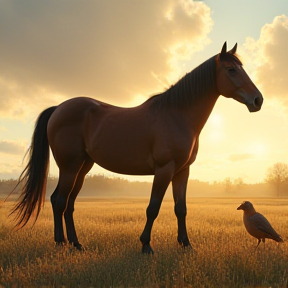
[
  {"xmin": 234, "ymin": 177, "xmax": 244, "ymax": 191},
  {"xmin": 223, "ymin": 177, "xmax": 233, "ymax": 194},
  {"xmin": 265, "ymin": 163, "xmax": 288, "ymax": 196}
]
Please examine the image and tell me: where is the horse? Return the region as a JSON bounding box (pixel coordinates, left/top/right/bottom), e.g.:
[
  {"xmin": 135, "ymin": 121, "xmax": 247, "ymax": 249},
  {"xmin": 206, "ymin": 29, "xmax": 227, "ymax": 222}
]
[{"xmin": 11, "ymin": 42, "xmax": 263, "ymax": 254}]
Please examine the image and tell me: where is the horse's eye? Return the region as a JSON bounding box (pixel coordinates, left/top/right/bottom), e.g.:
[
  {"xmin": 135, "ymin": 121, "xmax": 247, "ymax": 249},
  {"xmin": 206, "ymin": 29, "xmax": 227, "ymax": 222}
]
[{"xmin": 228, "ymin": 67, "xmax": 236, "ymax": 73}]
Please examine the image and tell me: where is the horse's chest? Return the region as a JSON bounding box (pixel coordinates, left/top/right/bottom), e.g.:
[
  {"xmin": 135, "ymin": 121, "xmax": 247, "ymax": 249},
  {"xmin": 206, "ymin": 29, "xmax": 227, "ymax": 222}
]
[
  {"xmin": 180, "ymin": 138, "xmax": 199, "ymax": 166},
  {"xmin": 155, "ymin": 136, "xmax": 199, "ymax": 169}
]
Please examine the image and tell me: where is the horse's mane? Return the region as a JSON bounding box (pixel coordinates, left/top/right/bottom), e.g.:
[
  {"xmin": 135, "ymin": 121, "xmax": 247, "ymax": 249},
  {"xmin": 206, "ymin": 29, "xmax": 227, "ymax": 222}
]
[{"xmin": 148, "ymin": 53, "xmax": 242, "ymax": 109}]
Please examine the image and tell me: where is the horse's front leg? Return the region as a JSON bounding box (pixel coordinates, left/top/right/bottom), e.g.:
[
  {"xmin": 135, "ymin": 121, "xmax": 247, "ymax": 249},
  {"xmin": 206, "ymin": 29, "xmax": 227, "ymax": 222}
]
[
  {"xmin": 140, "ymin": 162, "xmax": 174, "ymax": 254},
  {"xmin": 172, "ymin": 167, "xmax": 191, "ymax": 248}
]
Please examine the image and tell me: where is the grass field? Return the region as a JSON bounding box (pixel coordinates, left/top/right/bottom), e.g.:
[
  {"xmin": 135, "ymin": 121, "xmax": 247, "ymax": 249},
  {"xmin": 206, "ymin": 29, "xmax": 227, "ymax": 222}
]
[{"xmin": 0, "ymin": 198, "xmax": 288, "ymax": 288}]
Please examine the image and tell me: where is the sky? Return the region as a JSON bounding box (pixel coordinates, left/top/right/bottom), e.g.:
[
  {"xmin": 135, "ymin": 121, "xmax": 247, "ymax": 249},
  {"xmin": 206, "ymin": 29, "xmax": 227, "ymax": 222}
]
[{"xmin": 0, "ymin": 0, "xmax": 288, "ymax": 184}]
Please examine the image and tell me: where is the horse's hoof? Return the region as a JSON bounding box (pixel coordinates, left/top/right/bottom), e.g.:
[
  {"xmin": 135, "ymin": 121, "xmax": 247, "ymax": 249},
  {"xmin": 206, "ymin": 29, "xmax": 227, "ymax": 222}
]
[
  {"xmin": 142, "ymin": 244, "xmax": 154, "ymax": 254},
  {"xmin": 178, "ymin": 238, "xmax": 191, "ymax": 247},
  {"xmin": 71, "ymin": 242, "xmax": 85, "ymax": 251},
  {"xmin": 183, "ymin": 242, "xmax": 192, "ymax": 249},
  {"xmin": 55, "ymin": 241, "xmax": 67, "ymax": 248},
  {"xmin": 178, "ymin": 241, "xmax": 197, "ymax": 254}
]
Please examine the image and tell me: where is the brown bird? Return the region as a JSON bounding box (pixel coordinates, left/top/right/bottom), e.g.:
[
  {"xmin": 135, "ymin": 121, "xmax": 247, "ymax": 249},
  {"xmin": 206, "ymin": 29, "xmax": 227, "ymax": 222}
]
[{"xmin": 237, "ymin": 201, "xmax": 284, "ymax": 248}]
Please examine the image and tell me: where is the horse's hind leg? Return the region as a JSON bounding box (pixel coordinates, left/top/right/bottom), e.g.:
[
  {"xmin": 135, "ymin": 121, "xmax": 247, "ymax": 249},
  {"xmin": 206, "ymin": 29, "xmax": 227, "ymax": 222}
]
[
  {"xmin": 64, "ymin": 158, "xmax": 94, "ymax": 250},
  {"xmin": 172, "ymin": 167, "xmax": 191, "ymax": 248},
  {"xmin": 51, "ymin": 154, "xmax": 89, "ymax": 247},
  {"xmin": 51, "ymin": 171, "xmax": 79, "ymax": 246}
]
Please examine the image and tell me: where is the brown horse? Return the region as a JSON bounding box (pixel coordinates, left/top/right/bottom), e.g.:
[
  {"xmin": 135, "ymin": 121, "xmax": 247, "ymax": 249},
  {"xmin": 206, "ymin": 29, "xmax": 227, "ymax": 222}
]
[{"xmin": 12, "ymin": 42, "xmax": 263, "ymax": 253}]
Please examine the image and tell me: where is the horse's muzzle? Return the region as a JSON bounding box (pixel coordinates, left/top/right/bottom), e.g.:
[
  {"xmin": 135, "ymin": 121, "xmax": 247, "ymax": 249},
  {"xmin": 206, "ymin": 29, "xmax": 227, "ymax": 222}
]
[{"xmin": 247, "ymin": 94, "xmax": 263, "ymax": 112}]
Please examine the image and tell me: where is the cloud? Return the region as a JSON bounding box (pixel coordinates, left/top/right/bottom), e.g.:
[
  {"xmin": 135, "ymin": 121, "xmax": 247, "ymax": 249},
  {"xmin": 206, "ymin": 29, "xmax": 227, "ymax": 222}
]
[
  {"xmin": 0, "ymin": 0, "xmax": 213, "ymax": 118},
  {"xmin": 0, "ymin": 140, "xmax": 26, "ymax": 155},
  {"xmin": 0, "ymin": 126, "xmax": 8, "ymax": 132},
  {"xmin": 0, "ymin": 161, "xmax": 23, "ymax": 179},
  {"xmin": 243, "ymin": 15, "xmax": 288, "ymax": 106},
  {"xmin": 228, "ymin": 153, "xmax": 254, "ymax": 162}
]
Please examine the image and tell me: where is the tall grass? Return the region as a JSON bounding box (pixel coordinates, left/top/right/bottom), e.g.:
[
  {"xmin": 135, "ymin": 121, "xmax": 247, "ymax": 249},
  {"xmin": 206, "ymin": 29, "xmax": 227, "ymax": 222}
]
[{"xmin": 0, "ymin": 198, "xmax": 287, "ymax": 287}]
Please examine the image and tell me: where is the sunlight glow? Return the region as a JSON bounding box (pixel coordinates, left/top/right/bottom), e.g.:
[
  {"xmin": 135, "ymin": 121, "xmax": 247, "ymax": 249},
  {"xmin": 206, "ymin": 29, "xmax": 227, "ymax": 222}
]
[
  {"xmin": 126, "ymin": 94, "xmax": 148, "ymax": 107},
  {"xmin": 206, "ymin": 113, "xmax": 224, "ymax": 142},
  {"xmin": 209, "ymin": 113, "xmax": 223, "ymax": 126},
  {"xmin": 248, "ymin": 142, "xmax": 267, "ymax": 156}
]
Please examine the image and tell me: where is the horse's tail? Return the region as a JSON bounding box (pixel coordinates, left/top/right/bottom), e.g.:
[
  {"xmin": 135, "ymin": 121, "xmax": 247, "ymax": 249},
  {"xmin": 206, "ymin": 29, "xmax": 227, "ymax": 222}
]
[{"xmin": 11, "ymin": 106, "xmax": 57, "ymax": 228}]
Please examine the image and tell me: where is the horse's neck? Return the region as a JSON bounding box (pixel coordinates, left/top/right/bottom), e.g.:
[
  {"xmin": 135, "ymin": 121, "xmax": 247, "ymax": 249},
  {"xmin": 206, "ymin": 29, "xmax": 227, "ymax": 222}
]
[{"xmin": 184, "ymin": 92, "xmax": 219, "ymax": 134}]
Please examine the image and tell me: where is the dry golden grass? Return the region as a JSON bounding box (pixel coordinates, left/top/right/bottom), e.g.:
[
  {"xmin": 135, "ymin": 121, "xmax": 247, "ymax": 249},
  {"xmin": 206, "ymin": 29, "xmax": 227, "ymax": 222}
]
[{"xmin": 1, "ymin": 198, "xmax": 288, "ymax": 288}]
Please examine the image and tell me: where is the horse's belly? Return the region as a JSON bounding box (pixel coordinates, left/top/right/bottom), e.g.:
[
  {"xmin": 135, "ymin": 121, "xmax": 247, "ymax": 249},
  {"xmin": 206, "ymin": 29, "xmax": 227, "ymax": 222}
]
[
  {"xmin": 94, "ymin": 158, "xmax": 154, "ymax": 175},
  {"xmin": 87, "ymin": 145, "xmax": 155, "ymax": 176},
  {"xmin": 98, "ymin": 162, "xmax": 154, "ymax": 175}
]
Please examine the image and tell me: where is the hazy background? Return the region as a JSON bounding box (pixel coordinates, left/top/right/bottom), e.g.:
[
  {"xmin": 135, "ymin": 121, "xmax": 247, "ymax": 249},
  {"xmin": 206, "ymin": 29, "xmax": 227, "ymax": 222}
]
[{"xmin": 0, "ymin": 0, "xmax": 288, "ymax": 186}]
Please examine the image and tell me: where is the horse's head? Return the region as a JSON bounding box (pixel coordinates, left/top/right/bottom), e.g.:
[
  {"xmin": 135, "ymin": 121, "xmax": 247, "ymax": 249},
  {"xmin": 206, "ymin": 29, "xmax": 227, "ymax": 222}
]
[{"xmin": 216, "ymin": 42, "xmax": 263, "ymax": 112}]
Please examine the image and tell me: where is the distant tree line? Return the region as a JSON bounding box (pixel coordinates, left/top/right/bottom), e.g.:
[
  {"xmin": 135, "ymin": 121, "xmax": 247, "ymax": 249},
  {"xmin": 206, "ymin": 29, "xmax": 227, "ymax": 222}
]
[
  {"xmin": 264, "ymin": 162, "xmax": 288, "ymax": 196},
  {"xmin": 1, "ymin": 162, "xmax": 288, "ymax": 199}
]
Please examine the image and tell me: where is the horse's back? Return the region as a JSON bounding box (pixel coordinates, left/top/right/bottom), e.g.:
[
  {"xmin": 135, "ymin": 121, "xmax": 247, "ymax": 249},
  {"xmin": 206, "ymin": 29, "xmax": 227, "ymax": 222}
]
[
  {"xmin": 47, "ymin": 97, "xmax": 156, "ymax": 175},
  {"xmin": 48, "ymin": 97, "xmax": 102, "ymax": 127}
]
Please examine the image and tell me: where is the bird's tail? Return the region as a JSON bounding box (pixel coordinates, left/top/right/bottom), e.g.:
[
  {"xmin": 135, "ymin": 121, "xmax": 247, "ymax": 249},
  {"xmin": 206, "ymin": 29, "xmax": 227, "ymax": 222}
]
[{"xmin": 275, "ymin": 234, "xmax": 284, "ymax": 243}]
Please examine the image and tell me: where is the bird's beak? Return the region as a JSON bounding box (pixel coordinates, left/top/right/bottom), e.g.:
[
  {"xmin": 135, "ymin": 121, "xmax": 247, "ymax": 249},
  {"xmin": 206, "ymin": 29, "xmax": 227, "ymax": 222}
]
[{"xmin": 237, "ymin": 205, "xmax": 242, "ymax": 210}]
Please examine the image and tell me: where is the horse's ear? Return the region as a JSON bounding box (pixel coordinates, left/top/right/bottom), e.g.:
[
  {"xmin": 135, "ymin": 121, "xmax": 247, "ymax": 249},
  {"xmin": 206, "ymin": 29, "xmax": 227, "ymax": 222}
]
[
  {"xmin": 220, "ymin": 42, "xmax": 227, "ymax": 56},
  {"xmin": 229, "ymin": 43, "xmax": 237, "ymax": 54}
]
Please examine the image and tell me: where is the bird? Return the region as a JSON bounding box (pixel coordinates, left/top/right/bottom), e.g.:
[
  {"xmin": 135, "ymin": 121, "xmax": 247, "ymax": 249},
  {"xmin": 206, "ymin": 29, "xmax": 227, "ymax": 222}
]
[{"xmin": 237, "ymin": 201, "xmax": 284, "ymax": 249}]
